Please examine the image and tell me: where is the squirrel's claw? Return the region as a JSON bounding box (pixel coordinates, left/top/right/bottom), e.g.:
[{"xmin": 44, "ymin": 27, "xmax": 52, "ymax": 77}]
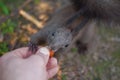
[{"xmin": 28, "ymin": 42, "xmax": 38, "ymax": 54}]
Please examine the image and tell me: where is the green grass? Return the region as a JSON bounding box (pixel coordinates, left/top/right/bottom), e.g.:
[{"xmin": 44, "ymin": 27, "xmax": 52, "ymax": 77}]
[
  {"xmin": 61, "ymin": 74, "xmax": 67, "ymax": 80},
  {"xmin": 0, "ymin": 42, "xmax": 9, "ymax": 56},
  {"xmin": 112, "ymin": 48, "xmax": 120, "ymax": 59},
  {"xmin": 111, "ymin": 48, "xmax": 120, "ymax": 67},
  {"xmin": 0, "ymin": 0, "xmax": 25, "ymax": 15},
  {"xmin": 85, "ymin": 60, "xmax": 111, "ymax": 80},
  {"xmin": 93, "ymin": 76, "xmax": 101, "ymax": 80},
  {"xmin": 94, "ymin": 61, "xmax": 111, "ymax": 74},
  {"xmin": 98, "ymin": 26, "xmax": 120, "ymax": 39},
  {"xmin": 0, "ymin": 19, "xmax": 17, "ymax": 35},
  {"xmin": 0, "ymin": 1, "xmax": 10, "ymax": 15},
  {"xmin": 34, "ymin": 0, "xmax": 41, "ymax": 4},
  {"xmin": 0, "ymin": 0, "xmax": 24, "ymax": 5},
  {"xmin": 0, "ymin": 19, "xmax": 17, "ymax": 56},
  {"xmin": 71, "ymin": 48, "xmax": 78, "ymax": 53}
]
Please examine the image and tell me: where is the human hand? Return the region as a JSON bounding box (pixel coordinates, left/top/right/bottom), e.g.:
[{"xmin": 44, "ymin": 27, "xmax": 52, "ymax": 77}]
[{"xmin": 0, "ymin": 47, "xmax": 59, "ymax": 80}]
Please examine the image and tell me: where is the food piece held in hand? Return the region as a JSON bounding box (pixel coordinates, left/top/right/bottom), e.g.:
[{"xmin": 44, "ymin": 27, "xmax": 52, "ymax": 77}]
[{"xmin": 49, "ymin": 49, "xmax": 55, "ymax": 58}]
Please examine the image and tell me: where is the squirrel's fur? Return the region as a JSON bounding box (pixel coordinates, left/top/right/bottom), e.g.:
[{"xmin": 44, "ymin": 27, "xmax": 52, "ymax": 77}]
[
  {"xmin": 71, "ymin": 0, "xmax": 120, "ymax": 23},
  {"xmin": 29, "ymin": 0, "xmax": 120, "ymax": 53}
]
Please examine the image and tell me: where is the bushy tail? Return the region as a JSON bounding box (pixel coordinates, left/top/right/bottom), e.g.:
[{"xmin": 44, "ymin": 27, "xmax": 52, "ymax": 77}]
[{"xmin": 71, "ymin": 0, "xmax": 120, "ymax": 23}]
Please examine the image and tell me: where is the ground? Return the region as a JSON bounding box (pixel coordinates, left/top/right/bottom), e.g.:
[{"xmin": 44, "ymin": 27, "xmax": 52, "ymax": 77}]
[{"xmin": 0, "ymin": 0, "xmax": 120, "ymax": 80}]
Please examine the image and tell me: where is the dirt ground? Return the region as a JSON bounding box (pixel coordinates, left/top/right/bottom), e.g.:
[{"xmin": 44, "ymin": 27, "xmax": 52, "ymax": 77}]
[{"xmin": 0, "ymin": 0, "xmax": 120, "ymax": 80}]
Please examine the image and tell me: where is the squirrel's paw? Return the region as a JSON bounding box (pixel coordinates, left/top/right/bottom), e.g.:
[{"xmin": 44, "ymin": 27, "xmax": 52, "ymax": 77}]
[{"xmin": 28, "ymin": 42, "xmax": 38, "ymax": 54}]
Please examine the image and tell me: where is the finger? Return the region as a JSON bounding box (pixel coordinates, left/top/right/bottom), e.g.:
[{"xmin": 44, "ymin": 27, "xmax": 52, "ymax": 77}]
[
  {"xmin": 47, "ymin": 58, "xmax": 58, "ymax": 70},
  {"xmin": 1, "ymin": 47, "xmax": 32, "ymax": 59},
  {"xmin": 47, "ymin": 65, "xmax": 59, "ymax": 79},
  {"xmin": 29, "ymin": 47, "xmax": 50, "ymax": 65},
  {"xmin": 25, "ymin": 47, "xmax": 50, "ymax": 67},
  {"xmin": 13, "ymin": 47, "xmax": 34, "ymax": 58}
]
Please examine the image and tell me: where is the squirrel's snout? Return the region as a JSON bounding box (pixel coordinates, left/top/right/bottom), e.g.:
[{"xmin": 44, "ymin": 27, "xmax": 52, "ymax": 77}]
[{"xmin": 49, "ymin": 45, "xmax": 58, "ymax": 52}]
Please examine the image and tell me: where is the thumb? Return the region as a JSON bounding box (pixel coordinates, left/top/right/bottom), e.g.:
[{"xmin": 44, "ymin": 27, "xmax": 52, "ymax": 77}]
[{"xmin": 36, "ymin": 47, "xmax": 50, "ymax": 65}]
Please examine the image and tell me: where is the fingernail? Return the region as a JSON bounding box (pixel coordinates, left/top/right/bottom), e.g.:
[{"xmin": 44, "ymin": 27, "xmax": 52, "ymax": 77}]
[{"xmin": 39, "ymin": 47, "xmax": 49, "ymax": 55}]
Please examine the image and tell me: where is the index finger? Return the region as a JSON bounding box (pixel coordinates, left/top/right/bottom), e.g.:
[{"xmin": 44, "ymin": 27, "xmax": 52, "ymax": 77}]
[{"xmin": 9, "ymin": 47, "xmax": 33, "ymax": 58}]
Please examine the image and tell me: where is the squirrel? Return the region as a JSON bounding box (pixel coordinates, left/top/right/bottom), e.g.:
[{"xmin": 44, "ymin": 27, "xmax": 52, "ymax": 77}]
[{"xmin": 29, "ymin": 0, "xmax": 120, "ymax": 53}]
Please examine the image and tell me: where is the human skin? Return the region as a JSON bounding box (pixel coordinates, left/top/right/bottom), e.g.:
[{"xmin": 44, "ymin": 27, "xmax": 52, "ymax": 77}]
[{"xmin": 0, "ymin": 47, "xmax": 59, "ymax": 80}]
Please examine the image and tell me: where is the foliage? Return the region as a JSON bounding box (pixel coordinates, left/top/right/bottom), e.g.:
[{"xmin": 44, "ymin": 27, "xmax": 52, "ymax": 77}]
[
  {"xmin": 0, "ymin": 1, "xmax": 10, "ymax": 15},
  {"xmin": 71, "ymin": 48, "xmax": 78, "ymax": 53},
  {"xmin": 112, "ymin": 48, "xmax": 120, "ymax": 59},
  {"xmin": 0, "ymin": 0, "xmax": 19, "ymax": 3},
  {"xmin": 94, "ymin": 61, "xmax": 111, "ymax": 75},
  {"xmin": 34, "ymin": 0, "xmax": 41, "ymax": 4},
  {"xmin": 0, "ymin": 19, "xmax": 17, "ymax": 35},
  {"xmin": 61, "ymin": 74, "xmax": 67, "ymax": 80},
  {"xmin": 0, "ymin": 42, "xmax": 8, "ymax": 56}
]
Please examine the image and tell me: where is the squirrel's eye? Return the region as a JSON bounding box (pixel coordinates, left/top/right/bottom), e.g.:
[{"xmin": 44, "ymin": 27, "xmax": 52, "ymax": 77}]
[
  {"xmin": 65, "ymin": 44, "xmax": 69, "ymax": 47},
  {"xmin": 52, "ymin": 33, "xmax": 55, "ymax": 36}
]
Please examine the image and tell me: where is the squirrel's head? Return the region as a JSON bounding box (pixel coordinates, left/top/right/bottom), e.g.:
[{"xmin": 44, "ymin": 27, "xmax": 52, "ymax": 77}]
[{"xmin": 47, "ymin": 28, "xmax": 72, "ymax": 52}]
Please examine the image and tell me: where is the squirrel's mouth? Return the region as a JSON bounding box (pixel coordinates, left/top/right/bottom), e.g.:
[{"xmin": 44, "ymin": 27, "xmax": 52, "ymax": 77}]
[{"xmin": 47, "ymin": 45, "xmax": 59, "ymax": 52}]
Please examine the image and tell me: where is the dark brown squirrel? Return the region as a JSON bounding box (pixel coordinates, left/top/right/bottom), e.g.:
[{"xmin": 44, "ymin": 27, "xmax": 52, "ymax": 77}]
[{"xmin": 29, "ymin": 0, "xmax": 120, "ymax": 53}]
